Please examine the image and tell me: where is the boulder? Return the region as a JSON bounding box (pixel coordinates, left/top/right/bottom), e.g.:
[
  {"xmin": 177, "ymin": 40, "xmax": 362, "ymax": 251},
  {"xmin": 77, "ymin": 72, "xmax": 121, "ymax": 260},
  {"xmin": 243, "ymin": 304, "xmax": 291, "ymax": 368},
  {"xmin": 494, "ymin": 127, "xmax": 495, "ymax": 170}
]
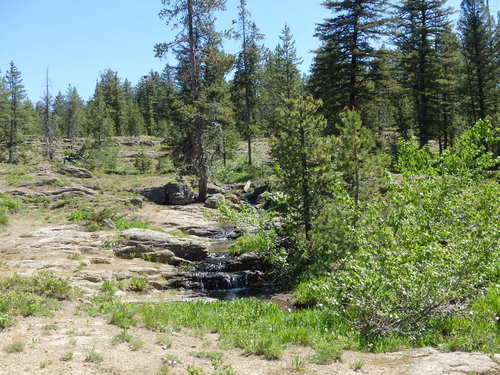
[
  {"xmin": 58, "ymin": 165, "xmax": 94, "ymax": 179},
  {"xmin": 141, "ymin": 183, "xmax": 196, "ymax": 205},
  {"xmin": 117, "ymin": 228, "xmax": 209, "ymax": 263},
  {"xmin": 129, "ymin": 197, "xmax": 143, "ymax": 208},
  {"xmin": 226, "ymin": 252, "xmax": 265, "ymax": 272},
  {"xmin": 207, "ymin": 182, "xmax": 224, "ymax": 194},
  {"xmin": 204, "ymin": 193, "xmax": 224, "ymax": 209}
]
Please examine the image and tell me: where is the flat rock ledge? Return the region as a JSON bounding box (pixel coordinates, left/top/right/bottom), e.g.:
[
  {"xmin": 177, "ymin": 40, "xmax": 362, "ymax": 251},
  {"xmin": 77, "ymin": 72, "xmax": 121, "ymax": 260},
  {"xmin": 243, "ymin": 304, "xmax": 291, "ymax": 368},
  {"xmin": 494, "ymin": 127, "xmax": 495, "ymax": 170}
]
[{"xmin": 115, "ymin": 228, "xmax": 209, "ymax": 264}]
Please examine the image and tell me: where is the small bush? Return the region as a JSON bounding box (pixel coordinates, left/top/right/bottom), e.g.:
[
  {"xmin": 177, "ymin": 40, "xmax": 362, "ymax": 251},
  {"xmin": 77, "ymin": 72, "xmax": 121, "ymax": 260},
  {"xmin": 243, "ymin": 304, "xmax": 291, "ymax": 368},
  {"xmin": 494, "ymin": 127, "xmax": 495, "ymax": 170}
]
[
  {"xmin": 128, "ymin": 277, "xmax": 148, "ymax": 292},
  {"xmin": 133, "ymin": 152, "xmax": 153, "ymax": 174},
  {"xmin": 80, "ymin": 146, "xmax": 119, "ymax": 172},
  {"xmin": 84, "ymin": 347, "xmax": 103, "ymax": 363},
  {"xmin": 3, "ymin": 341, "xmax": 24, "ymax": 353}
]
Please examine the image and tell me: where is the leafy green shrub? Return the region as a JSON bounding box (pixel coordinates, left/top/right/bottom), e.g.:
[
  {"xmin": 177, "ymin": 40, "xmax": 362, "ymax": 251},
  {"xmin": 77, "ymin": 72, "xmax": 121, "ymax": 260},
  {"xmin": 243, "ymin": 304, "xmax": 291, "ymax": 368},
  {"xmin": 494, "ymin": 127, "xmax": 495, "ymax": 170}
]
[
  {"xmin": 133, "ymin": 152, "xmax": 153, "ymax": 174},
  {"xmin": 295, "ymin": 119, "xmax": 499, "ymax": 343},
  {"xmin": 229, "ymin": 230, "xmax": 286, "ymax": 267},
  {"xmin": 68, "ymin": 207, "xmax": 117, "ymax": 231},
  {"xmin": 0, "ymin": 273, "xmax": 71, "ymax": 329},
  {"xmin": 80, "ymin": 147, "xmax": 119, "ymax": 171},
  {"xmin": 128, "ymin": 277, "xmax": 148, "ymax": 292},
  {"xmin": 0, "ymin": 193, "xmax": 21, "ymax": 225}
]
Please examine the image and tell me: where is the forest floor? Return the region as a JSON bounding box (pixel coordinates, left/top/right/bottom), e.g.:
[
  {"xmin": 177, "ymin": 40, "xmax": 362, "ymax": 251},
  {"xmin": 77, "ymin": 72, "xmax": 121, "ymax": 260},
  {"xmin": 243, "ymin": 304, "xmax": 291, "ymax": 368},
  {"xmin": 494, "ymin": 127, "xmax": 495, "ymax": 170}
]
[{"xmin": 0, "ymin": 141, "xmax": 498, "ymax": 375}]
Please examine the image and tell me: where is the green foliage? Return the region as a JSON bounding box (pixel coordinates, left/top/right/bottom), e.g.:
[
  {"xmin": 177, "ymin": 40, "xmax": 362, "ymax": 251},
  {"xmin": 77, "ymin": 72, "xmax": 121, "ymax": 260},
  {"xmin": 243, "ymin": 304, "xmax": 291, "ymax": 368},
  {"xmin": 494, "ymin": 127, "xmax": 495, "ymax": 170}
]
[
  {"xmin": 68, "ymin": 207, "xmax": 117, "ymax": 231},
  {"xmin": 229, "ymin": 230, "xmax": 285, "ymax": 267},
  {"xmin": 296, "ymin": 121, "xmax": 499, "ymax": 343},
  {"xmin": 272, "ymin": 95, "xmax": 333, "ymax": 244},
  {"xmin": 211, "ymin": 152, "xmax": 272, "ymax": 184},
  {"xmin": 128, "ymin": 277, "xmax": 148, "ymax": 292},
  {"xmin": 397, "ymin": 118, "xmax": 498, "ymax": 176},
  {"xmin": 80, "ymin": 146, "xmax": 119, "ymax": 171},
  {"xmin": 3, "ymin": 341, "xmax": 24, "ymax": 353},
  {"xmin": 0, "ymin": 272, "xmax": 71, "ymax": 330},
  {"xmin": 0, "ymin": 193, "xmax": 21, "ymax": 225},
  {"xmin": 133, "ymin": 151, "xmax": 153, "ymax": 174},
  {"xmin": 333, "ymin": 109, "xmax": 387, "ymax": 204}
]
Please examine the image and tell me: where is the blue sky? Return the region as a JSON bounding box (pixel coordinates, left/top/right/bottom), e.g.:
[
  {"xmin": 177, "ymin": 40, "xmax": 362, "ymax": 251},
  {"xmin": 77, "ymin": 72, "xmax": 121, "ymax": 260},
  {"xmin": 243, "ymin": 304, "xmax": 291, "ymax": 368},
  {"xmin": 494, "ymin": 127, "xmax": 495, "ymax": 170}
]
[{"xmin": 1, "ymin": 0, "xmax": 497, "ymax": 102}]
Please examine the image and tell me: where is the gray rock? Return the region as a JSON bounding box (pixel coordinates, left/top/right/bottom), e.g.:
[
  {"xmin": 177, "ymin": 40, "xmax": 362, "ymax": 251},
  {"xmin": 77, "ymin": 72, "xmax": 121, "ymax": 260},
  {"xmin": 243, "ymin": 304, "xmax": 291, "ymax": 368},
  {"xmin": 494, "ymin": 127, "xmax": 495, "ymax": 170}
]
[
  {"xmin": 226, "ymin": 252, "xmax": 264, "ymax": 272},
  {"xmin": 207, "ymin": 183, "xmax": 224, "ymax": 194},
  {"xmin": 408, "ymin": 348, "xmax": 499, "ymax": 375},
  {"xmin": 129, "ymin": 197, "xmax": 143, "ymax": 207},
  {"xmin": 204, "ymin": 193, "xmax": 224, "ymax": 209},
  {"xmin": 117, "ymin": 228, "xmax": 209, "ymax": 262},
  {"xmin": 58, "ymin": 165, "xmax": 94, "ymax": 179},
  {"xmin": 141, "ymin": 183, "xmax": 196, "ymax": 205}
]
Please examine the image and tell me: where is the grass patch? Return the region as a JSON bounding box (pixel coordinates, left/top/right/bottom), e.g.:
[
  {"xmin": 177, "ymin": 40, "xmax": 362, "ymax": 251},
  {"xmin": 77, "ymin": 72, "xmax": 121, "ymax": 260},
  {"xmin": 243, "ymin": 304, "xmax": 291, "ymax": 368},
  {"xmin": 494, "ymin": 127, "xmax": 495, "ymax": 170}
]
[
  {"xmin": 190, "ymin": 351, "xmax": 223, "ymax": 361},
  {"xmin": 3, "ymin": 341, "xmax": 24, "ymax": 353},
  {"xmin": 84, "ymin": 347, "xmax": 104, "ymax": 363},
  {"xmin": 0, "ymin": 193, "xmax": 21, "ymax": 225},
  {"xmin": 68, "ymin": 207, "xmax": 150, "ymax": 231},
  {"xmin": 85, "ymin": 284, "xmax": 499, "ymax": 360},
  {"xmin": 112, "ymin": 329, "xmax": 143, "ymax": 351},
  {"xmin": 0, "ymin": 272, "xmax": 72, "ymax": 330}
]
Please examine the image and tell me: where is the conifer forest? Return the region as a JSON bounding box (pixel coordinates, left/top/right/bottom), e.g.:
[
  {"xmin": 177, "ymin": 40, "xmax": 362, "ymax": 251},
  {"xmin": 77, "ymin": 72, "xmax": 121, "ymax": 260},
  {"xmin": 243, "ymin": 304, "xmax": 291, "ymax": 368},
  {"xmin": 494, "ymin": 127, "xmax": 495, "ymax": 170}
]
[{"xmin": 0, "ymin": 1, "xmax": 498, "ymax": 374}]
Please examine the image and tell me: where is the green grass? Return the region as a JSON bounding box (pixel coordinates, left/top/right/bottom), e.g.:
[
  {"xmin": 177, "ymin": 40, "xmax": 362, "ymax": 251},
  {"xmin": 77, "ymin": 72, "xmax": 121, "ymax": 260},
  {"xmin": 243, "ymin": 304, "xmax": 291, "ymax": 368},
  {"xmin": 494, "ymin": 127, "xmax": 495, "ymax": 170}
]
[
  {"xmin": 0, "ymin": 193, "xmax": 21, "ymax": 226},
  {"xmin": 84, "ymin": 284, "xmax": 499, "ymax": 360},
  {"xmin": 3, "ymin": 341, "xmax": 24, "ymax": 353},
  {"xmin": 0, "ymin": 272, "xmax": 72, "ymax": 330},
  {"xmin": 112, "ymin": 329, "xmax": 144, "ymax": 351},
  {"xmin": 190, "ymin": 351, "xmax": 224, "ymax": 361},
  {"xmin": 84, "ymin": 347, "xmax": 104, "ymax": 363}
]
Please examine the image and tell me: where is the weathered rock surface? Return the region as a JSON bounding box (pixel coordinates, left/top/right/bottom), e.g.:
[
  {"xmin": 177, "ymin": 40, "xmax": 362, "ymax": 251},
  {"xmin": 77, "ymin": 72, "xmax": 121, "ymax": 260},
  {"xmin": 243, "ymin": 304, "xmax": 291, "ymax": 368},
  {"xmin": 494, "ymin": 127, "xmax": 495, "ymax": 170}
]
[
  {"xmin": 117, "ymin": 228, "xmax": 209, "ymax": 262},
  {"xmin": 225, "ymin": 252, "xmax": 264, "ymax": 272},
  {"xmin": 141, "ymin": 183, "xmax": 196, "ymax": 205},
  {"xmin": 207, "ymin": 182, "xmax": 224, "ymax": 194},
  {"xmin": 58, "ymin": 165, "xmax": 94, "ymax": 179},
  {"xmin": 407, "ymin": 348, "xmax": 499, "ymax": 375},
  {"xmin": 204, "ymin": 193, "xmax": 224, "ymax": 209}
]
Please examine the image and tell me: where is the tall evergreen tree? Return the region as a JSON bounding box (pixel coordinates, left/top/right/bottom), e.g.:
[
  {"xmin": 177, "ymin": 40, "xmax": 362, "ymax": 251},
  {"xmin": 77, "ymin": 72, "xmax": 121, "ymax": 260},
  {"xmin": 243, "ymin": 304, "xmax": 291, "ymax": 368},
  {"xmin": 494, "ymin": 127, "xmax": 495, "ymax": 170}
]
[
  {"xmin": 262, "ymin": 25, "xmax": 303, "ymax": 135},
  {"xmin": 231, "ymin": 0, "xmax": 263, "ymax": 165},
  {"xmin": 52, "ymin": 91, "xmax": 66, "ymax": 138},
  {"xmin": 458, "ymin": 0, "xmax": 498, "ymax": 122},
  {"xmin": 394, "ymin": 0, "xmax": 453, "ymax": 147},
  {"xmin": 42, "ymin": 69, "xmax": 55, "ymax": 160},
  {"xmin": 64, "ymin": 86, "xmax": 85, "ymax": 138},
  {"xmin": 155, "ymin": 0, "xmax": 229, "ymax": 201},
  {"xmin": 99, "ymin": 69, "xmax": 127, "ymax": 136},
  {"xmin": 88, "ymin": 82, "xmax": 113, "ymax": 146},
  {"xmin": 3, "ymin": 62, "xmax": 28, "ymax": 164},
  {"xmin": 310, "ymin": 0, "xmax": 390, "ymax": 127},
  {"xmin": 272, "ymin": 95, "xmax": 333, "ymax": 241}
]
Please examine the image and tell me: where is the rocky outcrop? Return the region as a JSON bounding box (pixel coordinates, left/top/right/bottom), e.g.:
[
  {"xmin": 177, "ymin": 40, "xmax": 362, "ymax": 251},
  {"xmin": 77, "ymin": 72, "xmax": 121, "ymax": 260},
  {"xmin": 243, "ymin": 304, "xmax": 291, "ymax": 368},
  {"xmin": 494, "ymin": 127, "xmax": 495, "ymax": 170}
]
[
  {"xmin": 58, "ymin": 165, "xmax": 94, "ymax": 179},
  {"xmin": 141, "ymin": 183, "xmax": 196, "ymax": 205},
  {"xmin": 116, "ymin": 228, "xmax": 209, "ymax": 264},
  {"xmin": 204, "ymin": 193, "xmax": 224, "ymax": 209}
]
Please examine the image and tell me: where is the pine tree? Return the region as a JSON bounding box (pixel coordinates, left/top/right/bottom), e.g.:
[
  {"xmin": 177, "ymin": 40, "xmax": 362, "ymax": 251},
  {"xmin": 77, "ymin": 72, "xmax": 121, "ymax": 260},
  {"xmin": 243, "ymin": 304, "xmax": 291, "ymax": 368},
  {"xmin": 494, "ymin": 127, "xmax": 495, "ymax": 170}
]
[
  {"xmin": 136, "ymin": 72, "xmax": 161, "ymax": 135},
  {"xmin": 155, "ymin": 0, "xmax": 229, "ymax": 202},
  {"xmin": 334, "ymin": 109, "xmax": 377, "ymax": 205},
  {"xmin": 458, "ymin": 0, "xmax": 498, "ymax": 122},
  {"xmin": 310, "ymin": 0, "xmax": 390, "ymax": 127},
  {"xmin": 88, "ymin": 82, "xmax": 113, "ymax": 146},
  {"xmin": 52, "ymin": 91, "xmax": 66, "ymax": 138},
  {"xmin": 3, "ymin": 62, "xmax": 28, "ymax": 164},
  {"xmin": 394, "ymin": 0, "xmax": 453, "ymax": 147},
  {"xmin": 231, "ymin": 0, "xmax": 263, "ymax": 166},
  {"xmin": 434, "ymin": 26, "xmax": 462, "ymax": 151},
  {"xmin": 42, "ymin": 69, "xmax": 55, "ymax": 160},
  {"xmin": 98, "ymin": 69, "xmax": 127, "ymax": 136},
  {"xmin": 262, "ymin": 24, "xmax": 303, "ymax": 135},
  {"xmin": 272, "ymin": 95, "xmax": 333, "ymax": 240},
  {"xmin": 65, "ymin": 86, "xmax": 85, "ymax": 138}
]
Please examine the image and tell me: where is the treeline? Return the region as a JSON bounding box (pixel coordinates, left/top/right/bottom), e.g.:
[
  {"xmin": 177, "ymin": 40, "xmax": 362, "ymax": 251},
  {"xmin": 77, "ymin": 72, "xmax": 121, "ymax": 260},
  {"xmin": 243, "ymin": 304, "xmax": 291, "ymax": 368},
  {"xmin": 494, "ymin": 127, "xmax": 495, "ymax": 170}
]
[{"xmin": 0, "ymin": 0, "xmax": 498, "ymax": 166}]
